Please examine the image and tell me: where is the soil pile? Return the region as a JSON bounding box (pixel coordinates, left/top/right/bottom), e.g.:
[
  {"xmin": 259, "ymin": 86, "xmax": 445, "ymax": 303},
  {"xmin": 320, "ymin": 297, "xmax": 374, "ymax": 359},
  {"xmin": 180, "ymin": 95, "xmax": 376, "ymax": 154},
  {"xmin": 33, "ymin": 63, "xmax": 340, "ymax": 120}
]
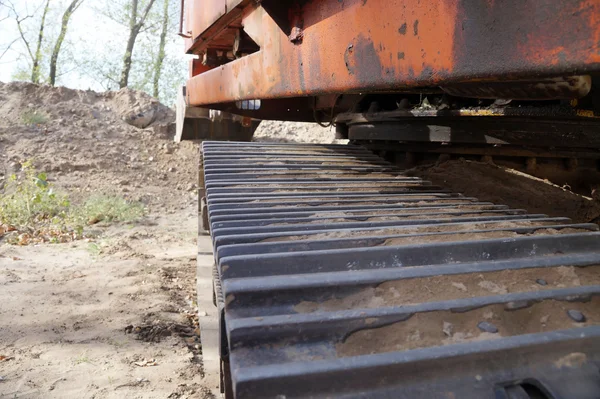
[
  {"xmin": 0, "ymin": 81, "xmax": 197, "ymax": 212},
  {"xmin": 410, "ymin": 159, "xmax": 600, "ymax": 224},
  {"xmin": 254, "ymin": 120, "xmax": 345, "ymax": 144}
]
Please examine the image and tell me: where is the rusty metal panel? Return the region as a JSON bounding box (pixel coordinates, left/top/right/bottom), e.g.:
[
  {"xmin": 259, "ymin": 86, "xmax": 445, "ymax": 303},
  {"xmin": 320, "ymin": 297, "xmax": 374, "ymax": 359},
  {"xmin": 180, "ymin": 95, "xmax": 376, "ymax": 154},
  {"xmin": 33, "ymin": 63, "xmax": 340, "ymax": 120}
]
[
  {"xmin": 183, "ymin": 0, "xmax": 193, "ymax": 50},
  {"xmin": 190, "ymin": 0, "xmax": 226, "ymax": 40},
  {"xmin": 186, "ymin": 0, "xmax": 600, "ymax": 106}
]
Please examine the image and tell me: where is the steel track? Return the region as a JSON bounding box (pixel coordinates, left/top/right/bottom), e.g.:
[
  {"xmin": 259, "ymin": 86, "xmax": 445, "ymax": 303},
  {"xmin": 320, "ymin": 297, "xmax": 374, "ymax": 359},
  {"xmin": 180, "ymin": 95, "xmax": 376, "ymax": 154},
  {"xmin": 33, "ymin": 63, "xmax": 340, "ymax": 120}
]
[{"xmin": 200, "ymin": 141, "xmax": 600, "ymax": 399}]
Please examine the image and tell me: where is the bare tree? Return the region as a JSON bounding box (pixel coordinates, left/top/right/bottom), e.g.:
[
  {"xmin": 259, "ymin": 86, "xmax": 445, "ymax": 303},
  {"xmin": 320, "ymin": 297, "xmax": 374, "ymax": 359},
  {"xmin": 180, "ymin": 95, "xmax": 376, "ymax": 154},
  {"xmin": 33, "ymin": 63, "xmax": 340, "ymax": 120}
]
[
  {"xmin": 7, "ymin": 0, "xmax": 49, "ymax": 83},
  {"xmin": 31, "ymin": 0, "xmax": 50, "ymax": 83},
  {"xmin": 0, "ymin": 1, "xmax": 10, "ymax": 23},
  {"xmin": 0, "ymin": 2, "xmax": 16, "ymax": 60},
  {"xmin": 49, "ymin": 0, "xmax": 84, "ymax": 86},
  {"xmin": 152, "ymin": 0, "xmax": 168, "ymax": 98},
  {"xmin": 0, "ymin": 37, "xmax": 19, "ymax": 61},
  {"xmin": 119, "ymin": 0, "xmax": 157, "ymax": 88}
]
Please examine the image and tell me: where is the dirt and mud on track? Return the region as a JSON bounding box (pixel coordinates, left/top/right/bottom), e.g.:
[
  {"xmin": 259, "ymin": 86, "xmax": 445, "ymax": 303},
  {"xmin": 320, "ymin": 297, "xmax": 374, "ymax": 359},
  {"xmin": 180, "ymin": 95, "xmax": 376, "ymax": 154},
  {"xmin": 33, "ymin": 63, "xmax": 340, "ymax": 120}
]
[
  {"xmin": 409, "ymin": 159, "xmax": 600, "ymax": 224},
  {"xmin": 337, "ymin": 297, "xmax": 600, "ymax": 357},
  {"xmin": 2, "ymin": 82, "xmax": 600, "ymax": 398}
]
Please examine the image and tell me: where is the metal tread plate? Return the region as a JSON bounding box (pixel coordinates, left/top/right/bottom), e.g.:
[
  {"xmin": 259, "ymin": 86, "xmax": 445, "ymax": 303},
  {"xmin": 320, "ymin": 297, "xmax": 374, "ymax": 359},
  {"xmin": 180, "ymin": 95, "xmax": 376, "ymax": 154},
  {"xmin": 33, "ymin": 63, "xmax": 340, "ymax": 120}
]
[{"xmin": 201, "ymin": 141, "xmax": 600, "ymax": 399}]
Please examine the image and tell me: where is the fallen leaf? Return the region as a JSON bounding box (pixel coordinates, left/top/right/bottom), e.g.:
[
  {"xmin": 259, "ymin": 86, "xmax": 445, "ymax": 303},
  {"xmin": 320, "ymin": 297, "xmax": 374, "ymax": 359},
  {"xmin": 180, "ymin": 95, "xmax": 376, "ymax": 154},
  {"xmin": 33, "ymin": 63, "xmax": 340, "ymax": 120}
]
[{"xmin": 0, "ymin": 356, "xmax": 14, "ymax": 362}]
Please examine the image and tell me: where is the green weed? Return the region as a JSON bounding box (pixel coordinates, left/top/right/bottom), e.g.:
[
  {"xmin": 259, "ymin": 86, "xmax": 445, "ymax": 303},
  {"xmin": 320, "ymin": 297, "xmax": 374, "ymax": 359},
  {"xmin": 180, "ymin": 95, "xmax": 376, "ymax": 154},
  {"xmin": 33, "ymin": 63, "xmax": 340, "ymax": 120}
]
[
  {"xmin": 21, "ymin": 110, "xmax": 49, "ymax": 125},
  {"xmin": 87, "ymin": 242, "xmax": 101, "ymax": 257},
  {"xmin": 0, "ymin": 162, "xmax": 145, "ymax": 245},
  {"xmin": 73, "ymin": 351, "xmax": 93, "ymax": 365},
  {"xmin": 0, "ymin": 161, "xmax": 70, "ymax": 229},
  {"xmin": 78, "ymin": 195, "xmax": 145, "ymax": 225}
]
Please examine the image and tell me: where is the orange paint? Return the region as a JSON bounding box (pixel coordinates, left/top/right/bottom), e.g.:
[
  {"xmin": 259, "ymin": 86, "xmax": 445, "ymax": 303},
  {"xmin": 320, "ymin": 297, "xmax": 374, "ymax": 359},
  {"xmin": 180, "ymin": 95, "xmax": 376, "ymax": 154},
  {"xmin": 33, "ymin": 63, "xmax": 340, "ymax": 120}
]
[{"xmin": 186, "ymin": 0, "xmax": 600, "ymax": 106}]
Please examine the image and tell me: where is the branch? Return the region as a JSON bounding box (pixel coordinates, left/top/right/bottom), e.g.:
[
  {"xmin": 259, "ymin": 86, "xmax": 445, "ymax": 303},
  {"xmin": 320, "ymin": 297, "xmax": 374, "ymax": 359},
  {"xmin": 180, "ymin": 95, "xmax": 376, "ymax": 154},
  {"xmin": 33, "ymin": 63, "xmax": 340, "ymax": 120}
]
[
  {"xmin": 73, "ymin": 0, "xmax": 84, "ymax": 12},
  {"xmin": 0, "ymin": 37, "xmax": 19, "ymax": 60},
  {"xmin": 15, "ymin": 17, "xmax": 34, "ymax": 61},
  {"xmin": 56, "ymin": 64, "xmax": 79, "ymax": 78},
  {"xmin": 81, "ymin": 62, "xmax": 119, "ymax": 87},
  {"xmin": 7, "ymin": 0, "xmax": 34, "ymax": 61},
  {"xmin": 139, "ymin": 17, "xmax": 161, "ymax": 33},
  {"xmin": 135, "ymin": 0, "xmax": 157, "ymax": 30}
]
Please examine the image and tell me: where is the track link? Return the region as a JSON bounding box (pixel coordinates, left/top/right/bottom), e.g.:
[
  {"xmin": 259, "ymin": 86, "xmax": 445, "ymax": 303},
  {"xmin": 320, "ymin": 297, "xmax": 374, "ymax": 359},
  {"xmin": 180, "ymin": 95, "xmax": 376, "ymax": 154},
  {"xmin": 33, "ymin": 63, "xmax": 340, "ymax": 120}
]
[{"xmin": 201, "ymin": 141, "xmax": 600, "ymax": 399}]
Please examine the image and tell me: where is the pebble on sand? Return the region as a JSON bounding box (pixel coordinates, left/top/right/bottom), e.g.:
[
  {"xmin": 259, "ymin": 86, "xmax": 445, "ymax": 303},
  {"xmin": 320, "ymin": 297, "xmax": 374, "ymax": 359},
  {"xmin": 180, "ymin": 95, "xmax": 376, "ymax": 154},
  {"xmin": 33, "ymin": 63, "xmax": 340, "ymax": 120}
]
[
  {"xmin": 477, "ymin": 321, "xmax": 499, "ymax": 334},
  {"xmin": 567, "ymin": 310, "xmax": 586, "ymax": 323}
]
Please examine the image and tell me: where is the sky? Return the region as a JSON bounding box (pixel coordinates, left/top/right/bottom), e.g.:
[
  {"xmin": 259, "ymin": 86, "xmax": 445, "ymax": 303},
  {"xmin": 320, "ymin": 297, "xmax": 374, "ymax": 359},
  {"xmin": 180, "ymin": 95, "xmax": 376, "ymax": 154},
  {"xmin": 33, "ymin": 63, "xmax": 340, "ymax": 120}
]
[{"xmin": 0, "ymin": 0, "xmax": 189, "ymax": 102}]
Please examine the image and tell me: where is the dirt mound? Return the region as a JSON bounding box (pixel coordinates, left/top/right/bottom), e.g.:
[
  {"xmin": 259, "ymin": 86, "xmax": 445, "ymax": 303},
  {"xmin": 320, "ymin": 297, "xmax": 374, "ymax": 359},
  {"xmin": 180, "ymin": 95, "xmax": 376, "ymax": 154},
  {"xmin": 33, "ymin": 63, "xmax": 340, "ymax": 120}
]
[
  {"xmin": 410, "ymin": 159, "xmax": 600, "ymax": 223},
  {"xmin": 0, "ymin": 81, "xmax": 174, "ymax": 129},
  {"xmin": 109, "ymin": 87, "xmax": 174, "ymax": 129},
  {"xmin": 0, "ymin": 82, "xmax": 195, "ymax": 213},
  {"xmin": 254, "ymin": 120, "xmax": 345, "ymax": 144}
]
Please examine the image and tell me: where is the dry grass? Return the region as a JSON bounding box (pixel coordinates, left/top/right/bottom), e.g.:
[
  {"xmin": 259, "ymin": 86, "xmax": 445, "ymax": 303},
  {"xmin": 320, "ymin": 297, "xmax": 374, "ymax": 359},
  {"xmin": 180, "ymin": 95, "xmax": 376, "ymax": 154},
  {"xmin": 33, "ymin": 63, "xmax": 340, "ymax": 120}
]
[
  {"xmin": 0, "ymin": 162, "xmax": 145, "ymax": 245},
  {"xmin": 21, "ymin": 109, "xmax": 49, "ymax": 125}
]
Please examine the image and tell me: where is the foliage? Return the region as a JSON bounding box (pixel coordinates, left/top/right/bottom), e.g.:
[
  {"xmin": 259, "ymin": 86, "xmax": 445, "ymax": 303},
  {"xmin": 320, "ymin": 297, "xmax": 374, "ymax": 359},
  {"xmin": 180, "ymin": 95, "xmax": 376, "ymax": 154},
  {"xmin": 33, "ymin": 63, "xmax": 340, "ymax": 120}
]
[
  {"xmin": 77, "ymin": 195, "xmax": 145, "ymax": 225},
  {"xmin": 0, "ymin": 161, "xmax": 73, "ymax": 244},
  {"xmin": 0, "ymin": 162, "xmax": 145, "ymax": 245},
  {"xmin": 21, "ymin": 109, "xmax": 49, "ymax": 125},
  {"xmin": 2, "ymin": 0, "xmax": 187, "ymax": 104},
  {"xmin": 0, "ymin": 161, "xmax": 70, "ymax": 228},
  {"xmin": 88, "ymin": 0, "xmax": 186, "ymax": 103},
  {"xmin": 12, "ymin": 65, "xmax": 33, "ymax": 81}
]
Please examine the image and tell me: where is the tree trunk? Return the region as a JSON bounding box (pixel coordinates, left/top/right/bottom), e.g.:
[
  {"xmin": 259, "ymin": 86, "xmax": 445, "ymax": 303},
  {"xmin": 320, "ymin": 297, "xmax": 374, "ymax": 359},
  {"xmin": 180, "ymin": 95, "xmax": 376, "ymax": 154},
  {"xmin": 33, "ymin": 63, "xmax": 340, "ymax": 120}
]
[
  {"xmin": 119, "ymin": 0, "xmax": 156, "ymax": 89},
  {"xmin": 119, "ymin": 29, "xmax": 139, "ymax": 88},
  {"xmin": 49, "ymin": 0, "xmax": 84, "ymax": 86},
  {"xmin": 31, "ymin": 0, "xmax": 50, "ymax": 84},
  {"xmin": 152, "ymin": 0, "xmax": 169, "ymax": 98}
]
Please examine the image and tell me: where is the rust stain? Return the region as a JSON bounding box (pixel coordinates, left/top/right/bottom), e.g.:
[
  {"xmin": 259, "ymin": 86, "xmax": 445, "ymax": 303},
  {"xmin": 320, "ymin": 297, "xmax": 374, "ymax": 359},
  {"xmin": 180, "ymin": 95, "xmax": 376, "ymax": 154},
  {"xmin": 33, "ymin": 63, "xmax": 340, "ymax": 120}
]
[
  {"xmin": 587, "ymin": 0, "xmax": 600, "ymax": 63},
  {"xmin": 303, "ymin": 0, "xmax": 458, "ymax": 89},
  {"xmin": 512, "ymin": 1, "xmax": 600, "ymax": 75},
  {"xmin": 344, "ymin": 44, "xmax": 356, "ymax": 75},
  {"xmin": 398, "ymin": 22, "xmax": 407, "ymax": 35},
  {"xmin": 186, "ymin": 0, "xmax": 600, "ymax": 106},
  {"xmin": 345, "ymin": 35, "xmax": 384, "ymax": 81}
]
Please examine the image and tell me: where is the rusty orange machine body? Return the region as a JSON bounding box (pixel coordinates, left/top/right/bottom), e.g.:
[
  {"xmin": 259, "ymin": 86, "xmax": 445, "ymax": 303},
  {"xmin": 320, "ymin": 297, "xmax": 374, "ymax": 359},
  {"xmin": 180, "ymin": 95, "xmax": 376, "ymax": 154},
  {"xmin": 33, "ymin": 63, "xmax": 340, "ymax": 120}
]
[{"xmin": 180, "ymin": 0, "xmax": 600, "ymax": 121}]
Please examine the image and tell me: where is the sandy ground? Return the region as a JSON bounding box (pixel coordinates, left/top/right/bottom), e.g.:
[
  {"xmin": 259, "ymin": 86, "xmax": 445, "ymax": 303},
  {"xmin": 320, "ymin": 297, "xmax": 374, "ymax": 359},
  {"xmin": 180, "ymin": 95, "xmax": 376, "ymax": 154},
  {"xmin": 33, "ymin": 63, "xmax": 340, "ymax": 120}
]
[
  {"xmin": 0, "ymin": 82, "xmax": 210, "ymax": 398},
  {"xmin": 0, "ymin": 212, "xmax": 210, "ymax": 398},
  {"xmin": 2, "ymin": 82, "xmax": 600, "ymax": 398}
]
